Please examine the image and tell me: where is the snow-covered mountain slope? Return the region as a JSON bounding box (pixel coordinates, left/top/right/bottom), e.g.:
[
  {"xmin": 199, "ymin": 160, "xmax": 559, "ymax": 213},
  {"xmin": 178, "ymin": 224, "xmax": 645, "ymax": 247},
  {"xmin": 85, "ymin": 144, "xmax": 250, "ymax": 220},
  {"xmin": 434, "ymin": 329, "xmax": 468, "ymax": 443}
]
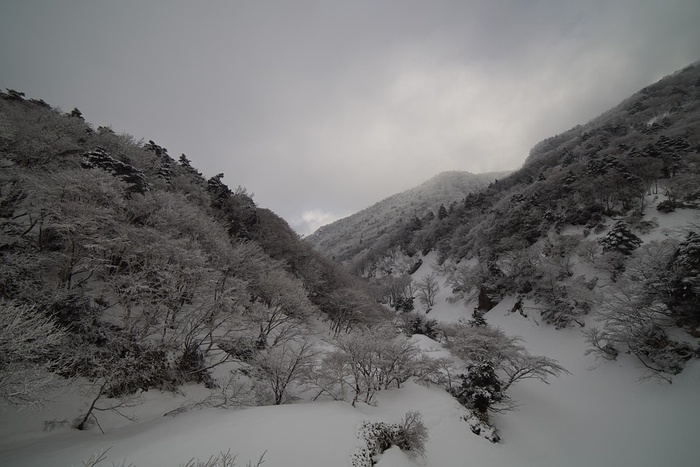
[{"xmin": 305, "ymin": 170, "xmax": 506, "ymax": 266}]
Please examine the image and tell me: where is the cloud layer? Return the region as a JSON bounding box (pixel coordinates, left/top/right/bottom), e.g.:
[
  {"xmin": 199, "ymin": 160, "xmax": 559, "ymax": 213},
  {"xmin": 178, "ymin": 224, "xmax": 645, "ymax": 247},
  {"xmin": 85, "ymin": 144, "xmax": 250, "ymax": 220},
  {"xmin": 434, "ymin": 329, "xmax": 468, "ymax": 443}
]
[{"xmin": 2, "ymin": 1, "xmax": 699, "ymax": 234}]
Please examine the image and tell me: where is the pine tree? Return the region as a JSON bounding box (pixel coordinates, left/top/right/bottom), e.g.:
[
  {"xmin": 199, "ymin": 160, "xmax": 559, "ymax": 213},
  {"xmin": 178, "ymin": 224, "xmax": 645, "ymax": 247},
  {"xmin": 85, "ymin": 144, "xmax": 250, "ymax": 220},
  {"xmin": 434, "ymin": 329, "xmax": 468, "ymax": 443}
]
[
  {"xmin": 70, "ymin": 107, "xmax": 84, "ymax": 120},
  {"xmin": 599, "ymin": 221, "xmax": 642, "ymax": 255},
  {"xmin": 178, "ymin": 153, "xmax": 205, "ymax": 181},
  {"xmin": 207, "ymin": 173, "xmax": 232, "ymax": 208},
  {"xmin": 450, "ymin": 361, "xmax": 504, "ymax": 414}
]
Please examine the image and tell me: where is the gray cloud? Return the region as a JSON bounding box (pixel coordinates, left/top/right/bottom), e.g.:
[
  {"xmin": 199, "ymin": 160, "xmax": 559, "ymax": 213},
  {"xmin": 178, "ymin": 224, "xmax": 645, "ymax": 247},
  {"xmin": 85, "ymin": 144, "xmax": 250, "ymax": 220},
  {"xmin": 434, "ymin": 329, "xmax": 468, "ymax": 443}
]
[{"xmin": 2, "ymin": 1, "xmax": 699, "ymax": 235}]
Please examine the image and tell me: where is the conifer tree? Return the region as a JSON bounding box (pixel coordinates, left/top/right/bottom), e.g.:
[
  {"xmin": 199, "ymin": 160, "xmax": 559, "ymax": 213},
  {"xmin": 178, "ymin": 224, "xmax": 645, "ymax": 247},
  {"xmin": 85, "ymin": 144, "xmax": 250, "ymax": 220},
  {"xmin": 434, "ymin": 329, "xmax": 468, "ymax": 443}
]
[{"xmin": 599, "ymin": 221, "xmax": 642, "ymax": 255}]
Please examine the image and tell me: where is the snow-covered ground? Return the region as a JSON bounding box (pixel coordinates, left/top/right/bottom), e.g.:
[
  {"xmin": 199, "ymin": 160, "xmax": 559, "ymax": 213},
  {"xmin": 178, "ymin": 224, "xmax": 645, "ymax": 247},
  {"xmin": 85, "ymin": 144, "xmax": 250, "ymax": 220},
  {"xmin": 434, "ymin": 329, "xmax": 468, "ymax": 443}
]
[
  {"xmin": 3, "ymin": 291, "xmax": 698, "ymax": 466},
  {"xmin": 1, "ymin": 206, "xmax": 699, "ymax": 467}
]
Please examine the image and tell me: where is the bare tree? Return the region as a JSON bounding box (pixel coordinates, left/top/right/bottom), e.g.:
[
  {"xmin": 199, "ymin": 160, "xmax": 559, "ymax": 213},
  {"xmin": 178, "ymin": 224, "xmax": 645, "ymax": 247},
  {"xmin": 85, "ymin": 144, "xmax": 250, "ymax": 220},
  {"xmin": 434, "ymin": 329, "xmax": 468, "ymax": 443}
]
[
  {"xmin": 306, "ymin": 349, "xmax": 352, "ymax": 402},
  {"xmin": 322, "ymin": 328, "xmax": 425, "ymax": 406},
  {"xmin": 326, "ymin": 288, "xmax": 374, "ymax": 338},
  {"xmin": 415, "ymin": 272, "xmax": 440, "ymax": 310},
  {"xmin": 500, "ymin": 352, "xmax": 568, "ymax": 392},
  {"xmin": 539, "ymin": 234, "xmax": 582, "ymax": 279},
  {"xmin": 73, "ymin": 378, "xmax": 141, "ymax": 432},
  {"xmin": 253, "ymin": 338, "xmax": 318, "ymax": 404}
]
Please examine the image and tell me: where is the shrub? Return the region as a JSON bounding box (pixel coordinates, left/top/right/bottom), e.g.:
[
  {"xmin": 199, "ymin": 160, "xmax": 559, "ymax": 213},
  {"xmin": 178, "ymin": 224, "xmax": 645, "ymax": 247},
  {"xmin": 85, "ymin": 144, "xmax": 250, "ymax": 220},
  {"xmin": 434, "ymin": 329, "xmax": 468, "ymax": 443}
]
[
  {"xmin": 352, "ymin": 411, "xmax": 429, "ymax": 466},
  {"xmin": 656, "ymin": 199, "xmax": 676, "ymax": 213},
  {"xmin": 587, "ymin": 321, "xmax": 694, "ymax": 383},
  {"xmin": 394, "ymin": 411, "xmax": 429, "ymax": 458},
  {"xmin": 80, "ymin": 447, "xmax": 266, "ymax": 467},
  {"xmin": 182, "ymin": 450, "xmax": 266, "ymax": 467},
  {"xmin": 468, "ymin": 308, "xmax": 487, "ymax": 327}
]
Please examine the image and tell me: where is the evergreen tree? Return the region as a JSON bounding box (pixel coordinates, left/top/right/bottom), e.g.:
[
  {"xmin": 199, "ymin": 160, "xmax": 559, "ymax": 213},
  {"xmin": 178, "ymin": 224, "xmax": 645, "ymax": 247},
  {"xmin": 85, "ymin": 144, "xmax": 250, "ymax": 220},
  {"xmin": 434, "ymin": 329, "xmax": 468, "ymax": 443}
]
[
  {"xmin": 70, "ymin": 107, "xmax": 84, "ymax": 120},
  {"xmin": 207, "ymin": 173, "xmax": 233, "ymax": 208},
  {"xmin": 177, "ymin": 154, "xmax": 205, "ymax": 181},
  {"xmin": 450, "ymin": 361, "xmax": 504, "ymax": 414},
  {"xmin": 599, "ymin": 221, "xmax": 642, "ymax": 255}
]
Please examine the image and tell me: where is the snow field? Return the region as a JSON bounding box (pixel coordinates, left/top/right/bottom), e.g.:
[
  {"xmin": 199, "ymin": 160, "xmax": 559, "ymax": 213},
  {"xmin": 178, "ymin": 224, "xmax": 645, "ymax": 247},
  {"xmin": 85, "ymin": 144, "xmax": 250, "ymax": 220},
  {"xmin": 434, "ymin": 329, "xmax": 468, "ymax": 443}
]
[{"xmin": 1, "ymin": 290, "xmax": 698, "ymax": 467}]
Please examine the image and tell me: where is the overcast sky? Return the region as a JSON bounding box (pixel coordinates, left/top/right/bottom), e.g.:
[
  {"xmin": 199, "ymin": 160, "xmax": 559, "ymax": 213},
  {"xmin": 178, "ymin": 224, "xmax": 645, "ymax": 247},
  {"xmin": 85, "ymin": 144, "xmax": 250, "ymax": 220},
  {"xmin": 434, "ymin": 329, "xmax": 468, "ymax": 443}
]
[{"xmin": 1, "ymin": 1, "xmax": 699, "ymax": 234}]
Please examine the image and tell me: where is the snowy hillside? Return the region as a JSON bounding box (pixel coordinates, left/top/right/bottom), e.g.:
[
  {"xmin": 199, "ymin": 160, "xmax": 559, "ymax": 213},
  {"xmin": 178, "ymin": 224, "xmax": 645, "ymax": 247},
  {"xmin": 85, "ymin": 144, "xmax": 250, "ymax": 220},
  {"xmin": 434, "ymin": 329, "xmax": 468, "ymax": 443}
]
[
  {"xmin": 311, "ymin": 62, "xmax": 700, "ymax": 287},
  {"xmin": 2, "ymin": 198, "xmax": 699, "ymax": 466},
  {"xmin": 2, "ymin": 271, "xmax": 698, "ymax": 466}
]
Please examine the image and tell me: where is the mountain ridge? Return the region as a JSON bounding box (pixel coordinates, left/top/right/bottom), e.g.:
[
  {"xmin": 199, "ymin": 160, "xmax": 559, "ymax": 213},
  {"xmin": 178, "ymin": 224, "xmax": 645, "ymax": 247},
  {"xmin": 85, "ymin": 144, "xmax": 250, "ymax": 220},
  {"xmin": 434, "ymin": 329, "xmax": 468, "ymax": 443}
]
[
  {"xmin": 311, "ymin": 61, "xmax": 700, "ymax": 270},
  {"xmin": 306, "ymin": 170, "xmax": 507, "ymax": 267}
]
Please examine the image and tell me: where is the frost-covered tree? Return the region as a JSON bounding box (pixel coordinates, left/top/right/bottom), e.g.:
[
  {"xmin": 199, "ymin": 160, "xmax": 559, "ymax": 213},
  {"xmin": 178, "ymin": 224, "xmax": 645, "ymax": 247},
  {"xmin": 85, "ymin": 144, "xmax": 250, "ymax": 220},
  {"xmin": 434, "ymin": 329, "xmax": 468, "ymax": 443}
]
[
  {"xmin": 71, "ymin": 350, "xmax": 153, "ymax": 431},
  {"xmin": 0, "ymin": 301, "xmax": 68, "ymax": 407},
  {"xmin": 320, "ymin": 328, "xmax": 424, "ymax": 406},
  {"xmin": 441, "ymin": 322, "xmax": 519, "ymax": 364},
  {"xmin": 441, "ymin": 322, "xmax": 567, "ymax": 406},
  {"xmin": 246, "ymin": 269, "xmax": 316, "ymax": 348},
  {"xmin": 446, "ymin": 260, "xmax": 508, "ymax": 310},
  {"xmin": 0, "ymin": 93, "xmax": 392, "ymax": 423},
  {"xmin": 439, "ymin": 322, "xmax": 567, "ymax": 440},
  {"xmin": 586, "ymin": 238, "xmax": 697, "ymax": 382},
  {"xmin": 625, "ymin": 156, "xmax": 664, "ymax": 211},
  {"xmin": 0, "ymin": 97, "xmax": 88, "ymax": 167},
  {"xmin": 532, "ymin": 244, "xmax": 595, "ymax": 328}
]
